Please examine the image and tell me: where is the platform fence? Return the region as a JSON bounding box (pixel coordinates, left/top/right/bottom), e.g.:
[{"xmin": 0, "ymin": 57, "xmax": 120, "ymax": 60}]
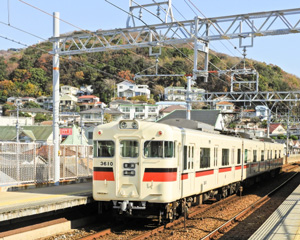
[{"xmin": 0, "ymin": 142, "xmax": 93, "ymax": 186}]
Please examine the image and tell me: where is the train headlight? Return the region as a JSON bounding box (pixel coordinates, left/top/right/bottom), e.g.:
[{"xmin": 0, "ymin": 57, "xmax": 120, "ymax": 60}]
[
  {"xmin": 123, "ymin": 170, "xmax": 135, "ymax": 176},
  {"xmin": 120, "ymin": 121, "xmax": 127, "ymax": 129},
  {"xmin": 132, "ymin": 121, "xmax": 138, "ymax": 129}
]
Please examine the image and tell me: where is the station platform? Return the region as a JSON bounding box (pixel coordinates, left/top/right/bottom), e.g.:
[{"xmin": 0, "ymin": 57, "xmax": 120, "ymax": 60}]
[
  {"xmin": 0, "ymin": 181, "xmax": 92, "ymax": 223},
  {"xmin": 249, "ymin": 184, "xmax": 300, "ymax": 240}
]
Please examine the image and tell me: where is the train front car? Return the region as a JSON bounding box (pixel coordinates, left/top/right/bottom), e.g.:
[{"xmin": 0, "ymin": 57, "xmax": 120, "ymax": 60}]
[{"xmin": 93, "ymin": 120, "xmax": 181, "ymax": 221}]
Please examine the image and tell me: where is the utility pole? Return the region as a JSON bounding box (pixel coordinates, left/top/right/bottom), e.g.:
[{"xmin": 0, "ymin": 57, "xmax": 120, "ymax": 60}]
[
  {"xmin": 53, "ymin": 12, "xmax": 60, "ymax": 185},
  {"xmin": 186, "ymin": 76, "xmax": 192, "ymax": 120}
]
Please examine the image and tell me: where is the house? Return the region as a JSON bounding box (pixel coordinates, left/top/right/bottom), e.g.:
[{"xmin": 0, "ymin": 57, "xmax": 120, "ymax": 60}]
[
  {"xmin": 159, "ymin": 105, "xmax": 186, "ymax": 118},
  {"xmin": 0, "ymin": 126, "xmax": 53, "ymax": 144},
  {"xmin": 164, "ymin": 86, "xmax": 205, "ymax": 101},
  {"xmin": 6, "ymin": 97, "xmax": 37, "ymax": 106},
  {"xmin": 117, "ymin": 80, "xmax": 151, "ymax": 99},
  {"xmin": 216, "ymin": 101, "xmax": 235, "ymax": 113},
  {"xmin": 60, "ymin": 94, "xmax": 78, "ymax": 112},
  {"xmin": 118, "ymin": 103, "xmax": 159, "ymax": 121},
  {"xmin": 157, "ymin": 110, "xmax": 225, "ymax": 131},
  {"xmin": 241, "ymin": 109, "xmax": 256, "ymax": 119},
  {"xmin": 290, "ymin": 125, "xmax": 300, "ymax": 138},
  {"xmin": 255, "ymin": 105, "xmax": 269, "ymax": 120},
  {"xmin": 0, "ymin": 116, "xmax": 34, "ymax": 126},
  {"xmin": 269, "ymin": 123, "xmax": 287, "ymax": 137},
  {"xmin": 78, "ymin": 85, "xmax": 93, "ymax": 96},
  {"xmin": 77, "ymin": 95, "xmax": 103, "ymax": 111},
  {"xmin": 79, "ymin": 107, "xmax": 123, "ymax": 125},
  {"xmin": 61, "ymin": 125, "xmax": 89, "ymax": 145},
  {"xmin": 61, "ymin": 85, "xmax": 79, "ymax": 96},
  {"xmin": 43, "ymin": 97, "xmax": 53, "ymax": 110},
  {"xmin": 109, "ymin": 99, "xmax": 132, "ymax": 109},
  {"xmin": 36, "ymin": 96, "xmax": 48, "ymax": 107},
  {"xmin": 8, "ymin": 108, "xmax": 52, "ymax": 118}
]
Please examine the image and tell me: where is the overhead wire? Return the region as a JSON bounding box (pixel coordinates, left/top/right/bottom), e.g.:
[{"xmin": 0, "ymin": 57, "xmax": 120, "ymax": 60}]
[{"xmin": 17, "ymin": 0, "xmax": 181, "ymax": 78}]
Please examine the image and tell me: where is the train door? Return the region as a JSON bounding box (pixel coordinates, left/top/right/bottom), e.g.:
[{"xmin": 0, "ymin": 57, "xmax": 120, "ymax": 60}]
[
  {"xmin": 181, "ymin": 144, "xmax": 195, "ymax": 197},
  {"xmin": 117, "ymin": 139, "xmax": 140, "ymax": 199}
]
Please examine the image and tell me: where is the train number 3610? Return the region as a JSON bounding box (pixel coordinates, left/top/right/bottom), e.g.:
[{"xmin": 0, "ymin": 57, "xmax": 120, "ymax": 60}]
[{"xmin": 100, "ymin": 161, "xmax": 113, "ymax": 166}]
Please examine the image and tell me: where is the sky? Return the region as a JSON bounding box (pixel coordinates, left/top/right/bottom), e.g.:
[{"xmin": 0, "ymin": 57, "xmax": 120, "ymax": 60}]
[{"xmin": 0, "ymin": 0, "xmax": 300, "ymax": 77}]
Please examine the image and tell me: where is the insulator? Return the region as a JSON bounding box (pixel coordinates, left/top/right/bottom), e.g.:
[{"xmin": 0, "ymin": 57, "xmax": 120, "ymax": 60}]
[
  {"xmin": 139, "ymin": 8, "xmax": 142, "ymax": 19},
  {"xmin": 157, "ymin": 6, "xmax": 160, "ymax": 16}
]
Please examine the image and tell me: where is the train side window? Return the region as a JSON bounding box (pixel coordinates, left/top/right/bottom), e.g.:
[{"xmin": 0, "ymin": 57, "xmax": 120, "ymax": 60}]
[
  {"xmin": 253, "ymin": 150, "xmax": 257, "ymax": 162},
  {"xmin": 267, "ymin": 150, "xmax": 270, "ymax": 160},
  {"xmin": 144, "ymin": 141, "xmax": 174, "ymax": 158},
  {"xmin": 214, "ymin": 147, "xmax": 218, "ymax": 167},
  {"xmin": 94, "ymin": 140, "xmax": 115, "ymax": 157},
  {"xmin": 200, "ymin": 148, "xmax": 210, "ymax": 168},
  {"xmin": 120, "ymin": 140, "xmax": 139, "ymax": 158},
  {"xmin": 244, "ymin": 149, "xmax": 248, "ymax": 163},
  {"xmin": 183, "ymin": 146, "xmax": 188, "ymax": 170},
  {"xmin": 275, "ymin": 150, "xmax": 277, "ymax": 159},
  {"xmin": 270, "ymin": 150, "xmax": 272, "ymax": 160},
  {"xmin": 222, "ymin": 149, "xmax": 229, "ymax": 166},
  {"xmin": 237, "ymin": 149, "xmax": 241, "ymax": 164},
  {"xmin": 261, "ymin": 150, "xmax": 264, "ymax": 161}
]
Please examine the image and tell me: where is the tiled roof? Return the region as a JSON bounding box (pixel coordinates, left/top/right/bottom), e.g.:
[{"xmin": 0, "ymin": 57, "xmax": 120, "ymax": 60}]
[
  {"xmin": 0, "ymin": 126, "xmax": 53, "ymax": 141},
  {"xmin": 216, "ymin": 101, "xmax": 234, "ymax": 105},
  {"xmin": 160, "ymin": 105, "xmax": 186, "ymax": 113},
  {"xmin": 157, "ymin": 110, "xmax": 221, "ymax": 127},
  {"xmin": 78, "ymin": 95, "xmax": 98, "ymax": 99}
]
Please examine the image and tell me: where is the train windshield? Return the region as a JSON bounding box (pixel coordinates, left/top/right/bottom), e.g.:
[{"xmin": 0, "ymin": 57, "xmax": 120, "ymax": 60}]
[
  {"xmin": 94, "ymin": 141, "xmax": 115, "ymax": 157},
  {"xmin": 120, "ymin": 140, "xmax": 139, "ymax": 158},
  {"xmin": 144, "ymin": 141, "xmax": 174, "ymax": 158}
]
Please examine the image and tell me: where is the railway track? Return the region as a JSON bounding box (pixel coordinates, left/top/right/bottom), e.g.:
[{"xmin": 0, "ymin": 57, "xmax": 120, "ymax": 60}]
[{"xmin": 8, "ymin": 163, "xmax": 298, "ymax": 240}]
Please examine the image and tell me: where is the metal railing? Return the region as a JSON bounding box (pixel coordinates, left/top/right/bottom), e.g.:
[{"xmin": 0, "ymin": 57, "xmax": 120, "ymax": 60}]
[{"xmin": 0, "ymin": 142, "xmax": 93, "ymax": 186}]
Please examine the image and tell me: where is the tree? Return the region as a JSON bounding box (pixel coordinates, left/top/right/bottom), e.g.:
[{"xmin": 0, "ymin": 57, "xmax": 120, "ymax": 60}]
[
  {"xmin": 23, "ymin": 101, "xmax": 41, "ymax": 109},
  {"xmin": 34, "ymin": 113, "xmax": 52, "ymax": 122},
  {"xmin": 2, "ymin": 103, "xmax": 16, "ymax": 116},
  {"xmin": 0, "ymin": 57, "xmax": 7, "ymax": 81}
]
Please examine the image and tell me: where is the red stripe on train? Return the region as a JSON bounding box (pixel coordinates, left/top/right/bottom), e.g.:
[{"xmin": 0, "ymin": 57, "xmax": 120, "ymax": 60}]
[
  {"xmin": 93, "ymin": 171, "xmax": 115, "ymax": 181},
  {"xmin": 235, "ymin": 166, "xmax": 242, "ymax": 170},
  {"xmin": 143, "ymin": 172, "xmax": 177, "ymax": 182},
  {"xmin": 219, "ymin": 167, "xmax": 232, "ymax": 173},
  {"xmin": 195, "ymin": 169, "xmax": 214, "ymax": 177},
  {"xmin": 181, "ymin": 173, "xmax": 188, "ymax": 180}
]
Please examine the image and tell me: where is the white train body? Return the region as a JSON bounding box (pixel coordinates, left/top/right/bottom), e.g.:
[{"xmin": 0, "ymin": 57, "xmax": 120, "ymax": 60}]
[{"xmin": 93, "ymin": 120, "xmax": 284, "ymax": 216}]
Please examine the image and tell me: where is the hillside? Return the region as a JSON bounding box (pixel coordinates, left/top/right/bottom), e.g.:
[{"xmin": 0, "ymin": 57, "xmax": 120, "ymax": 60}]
[{"xmin": 0, "ymin": 42, "xmax": 299, "ymax": 104}]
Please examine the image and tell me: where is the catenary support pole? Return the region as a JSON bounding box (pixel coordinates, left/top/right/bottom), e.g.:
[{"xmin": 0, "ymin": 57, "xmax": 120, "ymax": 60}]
[
  {"xmin": 53, "ymin": 12, "xmax": 60, "ymax": 185},
  {"xmin": 186, "ymin": 76, "xmax": 192, "ymax": 120}
]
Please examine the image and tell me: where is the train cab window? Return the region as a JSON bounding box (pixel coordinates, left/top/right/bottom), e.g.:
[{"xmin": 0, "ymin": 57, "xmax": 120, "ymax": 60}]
[
  {"xmin": 237, "ymin": 149, "xmax": 241, "ymax": 164},
  {"xmin": 267, "ymin": 150, "xmax": 270, "ymax": 160},
  {"xmin": 120, "ymin": 140, "xmax": 139, "ymax": 158},
  {"xmin": 244, "ymin": 149, "xmax": 248, "ymax": 163},
  {"xmin": 144, "ymin": 141, "xmax": 174, "ymax": 158},
  {"xmin": 253, "ymin": 150, "xmax": 257, "ymax": 162},
  {"xmin": 200, "ymin": 148, "xmax": 210, "ymax": 168},
  {"xmin": 261, "ymin": 150, "xmax": 265, "ymax": 161},
  {"xmin": 164, "ymin": 141, "xmax": 174, "ymax": 158},
  {"xmin": 94, "ymin": 141, "xmax": 115, "ymax": 157},
  {"xmin": 222, "ymin": 149, "xmax": 229, "ymax": 166}
]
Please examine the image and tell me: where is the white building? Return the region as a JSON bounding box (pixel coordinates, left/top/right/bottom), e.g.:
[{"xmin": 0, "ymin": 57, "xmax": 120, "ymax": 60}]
[
  {"xmin": 164, "ymin": 86, "xmax": 205, "ymax": 101},
  {"xmin": 118, "ymin": 103, "xmax": 159, "ymax": 121},
  {"xmin": 117, "ymin": 80, "xmax": 151, "ymax": 99},
  {"xmin": 255, "ymin": 105, "xmax": 269, "ymax": 120},
  {"xmin": 61, "ymin": 85, "xmax": 79, "ymax": 96}
]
